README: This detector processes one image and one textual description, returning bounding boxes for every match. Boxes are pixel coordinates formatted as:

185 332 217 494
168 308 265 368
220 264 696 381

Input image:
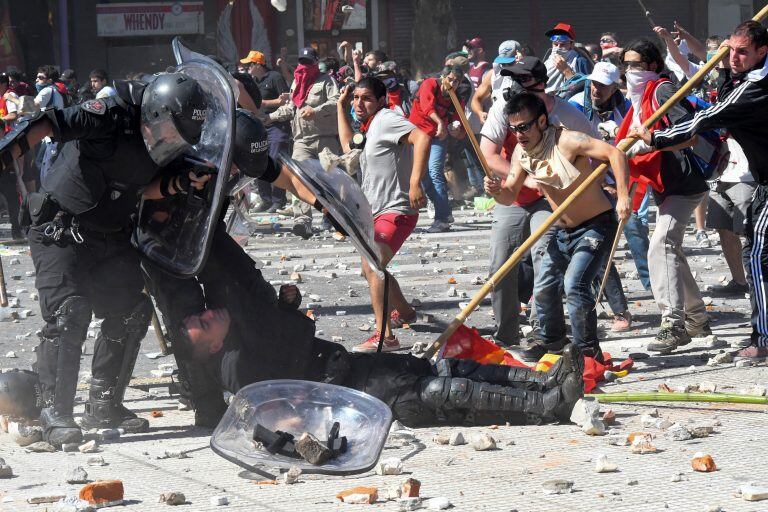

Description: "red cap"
545 23 576 40
464 37 485 49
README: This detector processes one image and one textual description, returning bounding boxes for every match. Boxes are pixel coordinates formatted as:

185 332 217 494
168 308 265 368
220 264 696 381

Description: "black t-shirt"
256 69 289 115
653 81 708 199
44 97 158 231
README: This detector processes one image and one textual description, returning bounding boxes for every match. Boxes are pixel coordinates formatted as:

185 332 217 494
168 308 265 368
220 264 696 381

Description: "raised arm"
471 71 492 122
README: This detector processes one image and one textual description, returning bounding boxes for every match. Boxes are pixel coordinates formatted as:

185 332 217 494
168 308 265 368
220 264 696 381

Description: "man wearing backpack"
617 39 710 355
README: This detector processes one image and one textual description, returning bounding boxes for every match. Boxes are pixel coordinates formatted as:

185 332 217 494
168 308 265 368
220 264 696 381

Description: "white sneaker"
695 230 711 248
426 220 451 233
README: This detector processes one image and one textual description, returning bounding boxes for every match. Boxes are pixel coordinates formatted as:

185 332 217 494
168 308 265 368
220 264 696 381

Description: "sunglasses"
600 38 616 44
508 118 539 134
550 34 572 43
36 75 46 80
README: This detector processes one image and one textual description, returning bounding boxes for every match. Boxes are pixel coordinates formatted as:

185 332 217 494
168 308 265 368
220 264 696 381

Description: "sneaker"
390 309 417 328
736 345 768 358
352 331 401 353
647 323 691 354
291 222 313 240
711 280 749 296
695 230 711 248
685 320 712 339
611 311 632 333
253 201 273 213
426 220 451 233
275 206 294 217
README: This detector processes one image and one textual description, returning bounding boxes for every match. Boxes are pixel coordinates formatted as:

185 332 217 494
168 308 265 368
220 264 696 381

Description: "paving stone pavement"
0 206 766 511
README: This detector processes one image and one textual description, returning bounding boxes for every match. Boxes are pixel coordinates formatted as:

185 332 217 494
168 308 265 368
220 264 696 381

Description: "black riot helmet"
233 109 270 178
140 72 208 166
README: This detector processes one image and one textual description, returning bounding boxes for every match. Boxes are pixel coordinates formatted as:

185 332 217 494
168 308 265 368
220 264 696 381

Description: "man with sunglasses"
544 23 592 95
485 92 631 363
479 57 598 355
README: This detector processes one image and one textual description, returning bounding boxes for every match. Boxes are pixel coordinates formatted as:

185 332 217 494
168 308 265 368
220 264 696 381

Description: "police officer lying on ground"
0 72 210 447
163 229 584 427
140 108 323 427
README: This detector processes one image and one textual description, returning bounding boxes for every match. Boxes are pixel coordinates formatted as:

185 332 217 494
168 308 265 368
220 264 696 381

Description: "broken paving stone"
376 457 403 476
707 352 733 366
4 351 17 358
666 423 692 441
691 453 717 472
670 473 687 483
582 416 606 436
331 336 343 343
400 478 421 498
735 359 754 368
295 432 332 465
97 429 121 441
397 497 422 511
446 286 457 297
25 441 57 453
9 422 42 446
425 497 452 510
541 479 574 495
595 454 618 473
740 485 768 502
699 381 717 393
79 440 99 453
79 480 123 506
570 398 600 427
640 414 672 430
27 495 66 505
701 335 727 348
0 461 12 478
66 467 89 484
691 425 714 438
51 496 94 511
606 433 630 446
336 486 378 504
470 432 496 451
629 433 657 454
159 492 186 506
433 434 450 445
210 496 229 506
283 465 302 484
449 431 466 446
86 456 107 467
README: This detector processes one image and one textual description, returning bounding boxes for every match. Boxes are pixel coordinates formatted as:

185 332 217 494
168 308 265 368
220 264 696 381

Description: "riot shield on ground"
211 380 392 476
133 39 236 277
278 154 385 273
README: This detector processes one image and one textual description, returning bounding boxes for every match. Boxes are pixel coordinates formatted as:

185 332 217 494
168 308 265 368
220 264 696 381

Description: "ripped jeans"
534 210 618 352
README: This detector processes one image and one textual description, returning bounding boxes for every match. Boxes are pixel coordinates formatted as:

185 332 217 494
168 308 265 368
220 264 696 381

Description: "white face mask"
625 69 659 101
554 47 569 57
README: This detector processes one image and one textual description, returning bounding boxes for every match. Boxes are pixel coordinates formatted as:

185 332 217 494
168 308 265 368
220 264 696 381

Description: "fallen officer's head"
179 308 231 360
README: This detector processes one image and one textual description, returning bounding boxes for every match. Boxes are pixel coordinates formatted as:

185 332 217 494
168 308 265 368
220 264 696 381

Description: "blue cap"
494 39 521 65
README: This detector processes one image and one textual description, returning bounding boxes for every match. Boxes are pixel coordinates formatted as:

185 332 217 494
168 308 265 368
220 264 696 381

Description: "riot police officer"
0 72 210 447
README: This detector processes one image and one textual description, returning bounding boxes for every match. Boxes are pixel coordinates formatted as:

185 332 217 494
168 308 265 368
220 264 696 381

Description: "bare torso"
537 133 612 228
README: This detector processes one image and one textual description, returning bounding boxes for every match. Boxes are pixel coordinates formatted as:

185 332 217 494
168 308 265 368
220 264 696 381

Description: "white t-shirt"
359 108 417 216
480 94 599 145
34 85 64 109
721 137 755 183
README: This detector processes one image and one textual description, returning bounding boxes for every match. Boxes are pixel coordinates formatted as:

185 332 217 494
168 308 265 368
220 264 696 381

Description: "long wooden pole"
586 391 768 405
425 3 768 360
0 255 7 307
442 77 494 178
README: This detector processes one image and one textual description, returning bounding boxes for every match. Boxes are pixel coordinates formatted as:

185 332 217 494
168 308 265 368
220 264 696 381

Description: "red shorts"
374 212 418 254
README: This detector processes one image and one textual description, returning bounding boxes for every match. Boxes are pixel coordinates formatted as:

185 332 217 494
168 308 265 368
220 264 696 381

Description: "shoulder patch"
81 99 107 115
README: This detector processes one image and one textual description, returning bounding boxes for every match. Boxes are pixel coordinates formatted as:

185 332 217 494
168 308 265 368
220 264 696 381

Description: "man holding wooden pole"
631 20 768 357
485 92 631 362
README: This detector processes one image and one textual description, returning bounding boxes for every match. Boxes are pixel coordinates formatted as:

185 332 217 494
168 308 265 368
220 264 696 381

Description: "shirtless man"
485 92 631 361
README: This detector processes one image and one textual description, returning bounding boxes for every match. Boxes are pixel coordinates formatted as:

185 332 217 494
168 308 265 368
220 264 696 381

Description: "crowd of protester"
1 18 765 360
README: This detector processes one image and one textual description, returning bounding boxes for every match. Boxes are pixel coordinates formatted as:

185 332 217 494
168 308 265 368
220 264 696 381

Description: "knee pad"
54 296 92 342
420 377 473 410
101 295 152 341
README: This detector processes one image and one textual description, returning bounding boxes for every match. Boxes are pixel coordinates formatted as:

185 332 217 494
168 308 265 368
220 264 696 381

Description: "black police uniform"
28 89 155 445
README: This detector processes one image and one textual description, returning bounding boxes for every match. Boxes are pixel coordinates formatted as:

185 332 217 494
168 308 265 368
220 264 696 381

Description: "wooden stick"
586 391 768 405
442 77 494 178
595 182 638 309
143 288 169 355
0 255 7 307
426 2 768 360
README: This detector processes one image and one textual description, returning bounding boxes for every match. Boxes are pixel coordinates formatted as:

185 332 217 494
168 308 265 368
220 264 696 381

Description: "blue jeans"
535 211 618 351
421 138 452 222
465 137 485 190
623 189 652 290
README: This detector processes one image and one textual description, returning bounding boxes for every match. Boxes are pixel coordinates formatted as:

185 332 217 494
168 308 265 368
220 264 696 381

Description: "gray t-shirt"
480 94 599 145
360 108 417 216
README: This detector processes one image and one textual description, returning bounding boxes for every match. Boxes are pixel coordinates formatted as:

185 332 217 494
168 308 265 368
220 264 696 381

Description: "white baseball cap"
586 61 620 86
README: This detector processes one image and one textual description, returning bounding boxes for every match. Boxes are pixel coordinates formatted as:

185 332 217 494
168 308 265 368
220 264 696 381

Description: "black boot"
174 357 227 428
419 371 583 425
37 296 91 447
81 297 152 433
443 344 583 391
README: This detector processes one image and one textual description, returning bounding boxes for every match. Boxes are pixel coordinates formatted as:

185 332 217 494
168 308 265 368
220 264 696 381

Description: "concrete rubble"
469 432 496 451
